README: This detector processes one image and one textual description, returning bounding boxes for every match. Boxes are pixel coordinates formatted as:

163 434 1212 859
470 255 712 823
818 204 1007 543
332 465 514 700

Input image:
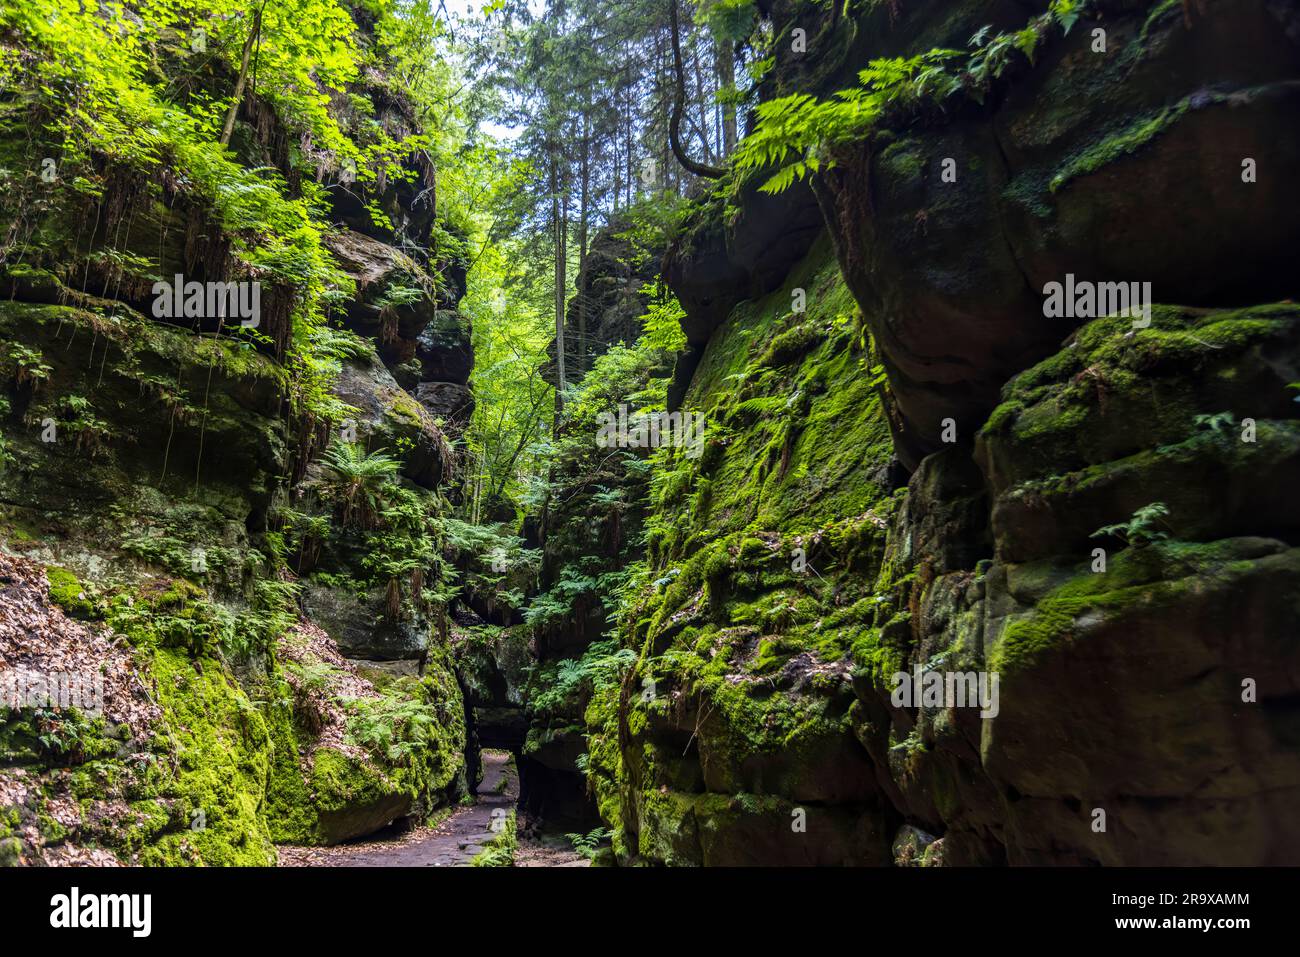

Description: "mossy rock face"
327 351 450 490
0 11 475 867
813 0 1300 468
632 788 892 867
417 310 474 384
322 229 442 364
586 242 904 864
693 792 891 867
300 582 429 660
131 648 278 866
977 303 1300 563
265 661 466 847
569 0 1300 868
0 301 286 529
304 748 416 846
848 300 1300 864
620 208 1300 863
977 539 1300 865
0 623 279 865
0 554 465 863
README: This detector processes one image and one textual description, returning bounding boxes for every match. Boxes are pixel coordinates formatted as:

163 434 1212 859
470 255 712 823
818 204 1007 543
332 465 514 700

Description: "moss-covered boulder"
977 303 1300 563
846 300 1300 865
0 300 285 528
814 0 1300 467
328 348 451 491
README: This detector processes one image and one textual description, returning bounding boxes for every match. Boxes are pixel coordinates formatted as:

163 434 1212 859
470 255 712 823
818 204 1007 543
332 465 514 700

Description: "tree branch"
669 0 725 179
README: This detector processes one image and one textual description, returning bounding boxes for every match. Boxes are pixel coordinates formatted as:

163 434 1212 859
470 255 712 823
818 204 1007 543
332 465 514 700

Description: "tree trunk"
612 116 622 213
717 37 737 155
577 108 590 375
551 153 567 410
219 4 266 147
668 0 725 179
624 64 634 206
691 28 713 164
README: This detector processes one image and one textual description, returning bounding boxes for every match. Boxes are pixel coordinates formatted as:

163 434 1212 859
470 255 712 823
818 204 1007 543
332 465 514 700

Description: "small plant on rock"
1091 502 1171 548
565 826 611 860
315 439 401 529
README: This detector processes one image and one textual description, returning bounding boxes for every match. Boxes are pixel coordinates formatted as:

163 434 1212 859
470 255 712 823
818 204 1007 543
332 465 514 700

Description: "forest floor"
276 750 588 867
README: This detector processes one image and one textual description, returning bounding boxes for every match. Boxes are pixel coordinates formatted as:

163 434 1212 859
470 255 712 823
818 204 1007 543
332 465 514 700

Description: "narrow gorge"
1 0 1298 873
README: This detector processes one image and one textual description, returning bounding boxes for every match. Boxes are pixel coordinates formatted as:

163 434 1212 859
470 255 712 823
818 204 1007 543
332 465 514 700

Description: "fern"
1091 502 1172 547
564 826 612 859
314 440 401 529
734 0 1091 193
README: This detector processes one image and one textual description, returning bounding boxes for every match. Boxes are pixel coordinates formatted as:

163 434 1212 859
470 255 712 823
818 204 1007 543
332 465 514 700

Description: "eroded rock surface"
591 0 1300 866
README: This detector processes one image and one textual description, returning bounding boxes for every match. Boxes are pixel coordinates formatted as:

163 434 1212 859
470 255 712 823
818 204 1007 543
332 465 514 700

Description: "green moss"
660 240 892 539
757 322 823 368
470 809 517 866
1050 99 1191 193
636 787 700 865
310 747 389 806
991 541 1279 675
1139 0 1184 42
877 139 926 182
134 647 277 866
383 386 425 427
979 302 1300 480
261 676 318 845
267 658 465 846
44 565 98 619
581 239 909 855
981 398 1024 435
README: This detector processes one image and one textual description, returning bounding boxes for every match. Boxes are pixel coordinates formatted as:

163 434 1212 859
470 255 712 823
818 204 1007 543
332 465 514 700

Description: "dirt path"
277 751 587 867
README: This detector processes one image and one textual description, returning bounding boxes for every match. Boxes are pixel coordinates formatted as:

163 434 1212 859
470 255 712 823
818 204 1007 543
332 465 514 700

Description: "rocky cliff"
0 4 473 863
4 0 1298 869
584 0 1300 865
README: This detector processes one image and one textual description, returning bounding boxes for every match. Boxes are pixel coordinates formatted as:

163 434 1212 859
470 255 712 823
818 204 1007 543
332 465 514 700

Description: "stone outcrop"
592 0 1300 865
818 0 1300 468
0 4 474 862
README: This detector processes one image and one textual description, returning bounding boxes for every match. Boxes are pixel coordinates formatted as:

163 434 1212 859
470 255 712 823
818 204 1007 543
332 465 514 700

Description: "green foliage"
639 283 688 353
3 343 52 389
470 809 517 866
521 566 602 632
105 577 290 661
460 234 555 518
698 0 758 43
610 195 694 270
1193 411 1237 436
527 639 635 718
565 825 612 859
437 516 537 609
314 440 402 529
27 708 115 764
310 324 374 364
1092 502 1172 547
733 0 1091 193
345 692 445 767
50 395 113 455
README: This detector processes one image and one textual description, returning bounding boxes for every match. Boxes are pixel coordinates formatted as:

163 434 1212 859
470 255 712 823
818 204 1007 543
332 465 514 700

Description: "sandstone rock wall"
595 0 1300 865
